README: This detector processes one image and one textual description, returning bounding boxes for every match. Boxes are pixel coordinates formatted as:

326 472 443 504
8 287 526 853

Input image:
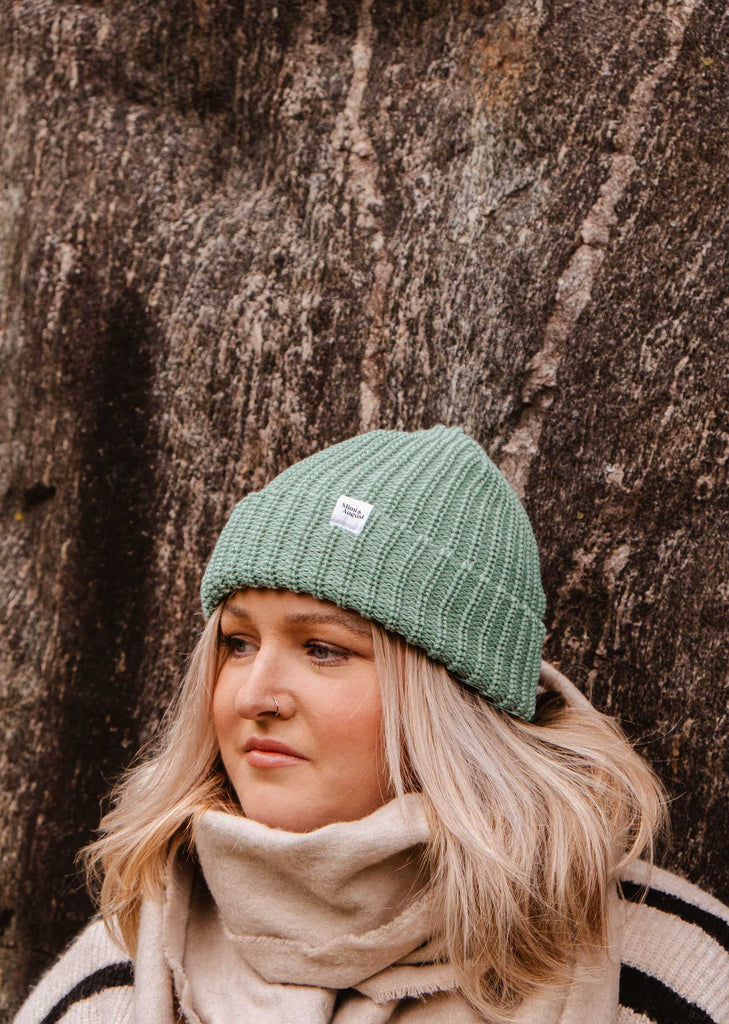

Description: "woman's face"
213 588 390 831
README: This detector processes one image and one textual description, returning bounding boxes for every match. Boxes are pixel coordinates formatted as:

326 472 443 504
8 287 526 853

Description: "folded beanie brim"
201 488 544 720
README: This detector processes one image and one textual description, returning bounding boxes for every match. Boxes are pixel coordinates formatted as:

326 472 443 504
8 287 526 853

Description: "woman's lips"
245 749 306 768
243 737 308 768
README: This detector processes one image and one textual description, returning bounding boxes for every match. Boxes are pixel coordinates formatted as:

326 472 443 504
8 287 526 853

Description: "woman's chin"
237 791 388 833
239 801 337 833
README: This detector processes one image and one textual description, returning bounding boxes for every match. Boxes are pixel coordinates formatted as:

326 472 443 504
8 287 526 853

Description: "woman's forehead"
221 588 373 636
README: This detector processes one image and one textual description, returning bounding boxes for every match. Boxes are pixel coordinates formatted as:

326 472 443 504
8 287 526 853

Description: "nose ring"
272 696 279 717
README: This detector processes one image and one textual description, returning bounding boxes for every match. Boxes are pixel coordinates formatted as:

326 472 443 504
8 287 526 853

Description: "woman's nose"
233 643 292 720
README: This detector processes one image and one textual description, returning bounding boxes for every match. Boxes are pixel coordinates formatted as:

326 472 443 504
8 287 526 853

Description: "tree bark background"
1 0 728 1016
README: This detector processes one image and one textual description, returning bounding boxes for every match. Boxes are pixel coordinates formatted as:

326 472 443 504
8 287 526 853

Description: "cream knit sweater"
12 795 729 1023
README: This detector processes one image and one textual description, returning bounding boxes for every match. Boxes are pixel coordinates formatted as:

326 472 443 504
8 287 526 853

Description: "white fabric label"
330 494 373 535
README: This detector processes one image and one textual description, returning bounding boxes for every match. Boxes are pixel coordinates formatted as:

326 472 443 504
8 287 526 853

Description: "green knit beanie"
200 425 546 720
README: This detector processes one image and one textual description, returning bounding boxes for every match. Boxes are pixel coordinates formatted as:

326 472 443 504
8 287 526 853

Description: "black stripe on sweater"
39 962 133 1024
619 963 716 1024
620 879 729 954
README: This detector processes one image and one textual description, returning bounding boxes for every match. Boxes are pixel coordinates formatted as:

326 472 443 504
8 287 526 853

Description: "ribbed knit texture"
200 425 546 719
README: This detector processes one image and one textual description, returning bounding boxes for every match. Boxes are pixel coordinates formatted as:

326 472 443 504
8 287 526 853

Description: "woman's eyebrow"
284 612 373 639
220 603 372 638
220 601 253 622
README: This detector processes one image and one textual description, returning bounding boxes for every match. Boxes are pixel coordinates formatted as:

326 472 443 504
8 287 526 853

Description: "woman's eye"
220 635 256 658
306 642 348 664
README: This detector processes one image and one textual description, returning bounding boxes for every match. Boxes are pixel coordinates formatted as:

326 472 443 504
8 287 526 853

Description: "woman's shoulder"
618 859 729 1024
12 917 134 1024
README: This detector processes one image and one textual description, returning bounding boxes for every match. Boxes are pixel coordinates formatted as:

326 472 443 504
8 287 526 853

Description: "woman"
14 425 729 1024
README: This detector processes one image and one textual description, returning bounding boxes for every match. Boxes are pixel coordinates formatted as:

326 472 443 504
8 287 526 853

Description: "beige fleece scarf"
133 666 623 1024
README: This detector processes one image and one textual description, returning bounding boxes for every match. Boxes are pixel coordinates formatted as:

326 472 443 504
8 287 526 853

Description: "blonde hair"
82 607 666 1020
375 631 667 1019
